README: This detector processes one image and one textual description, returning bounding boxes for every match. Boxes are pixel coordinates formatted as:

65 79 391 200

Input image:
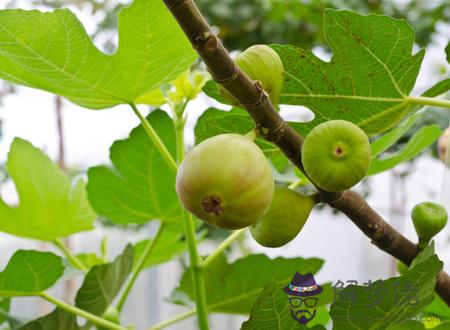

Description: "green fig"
412 202 448 248
176 134 274 230
302 120 371 192
220 44 284 105
97 306 120 330
250 187 315 248
396 260 408 275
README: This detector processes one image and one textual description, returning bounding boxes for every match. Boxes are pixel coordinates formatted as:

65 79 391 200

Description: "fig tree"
250 187 316 248
220 44 284 105
176 134 274 230
412 202 448 248
302 120 371 192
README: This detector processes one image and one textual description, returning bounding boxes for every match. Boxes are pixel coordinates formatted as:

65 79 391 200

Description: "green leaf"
446 42 450 64
87 110 181 225
0 250 64 297
0 0 196 109
240 283 327 330
329 244 443 330
273 10 426 135
370 114 421 158
18 309 80 330
75 253 105 269
368 125 441 175
75 245 134 316
0 138 95 241
175 254 324 314
425 295 450 319
133 227 186 270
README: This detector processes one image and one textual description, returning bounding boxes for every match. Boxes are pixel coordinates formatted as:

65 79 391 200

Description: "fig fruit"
250 187 315 248
220 45 284 105
396 260 408 275
176 134 274 230
438 126 450 164
302 120 371 192
97 306 120 330
412 202 448 248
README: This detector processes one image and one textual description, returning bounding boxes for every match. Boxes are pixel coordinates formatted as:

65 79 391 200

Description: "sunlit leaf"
0 138 95 241
87 110 181 225
0 0 196 109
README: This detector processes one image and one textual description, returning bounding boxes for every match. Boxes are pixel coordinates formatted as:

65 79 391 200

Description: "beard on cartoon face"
290 307 317 324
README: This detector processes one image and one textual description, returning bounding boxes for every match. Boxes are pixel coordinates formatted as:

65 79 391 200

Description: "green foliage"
0 0 196 109
241 283 327 330
0 138 95 241
330 244 443 330
368 125 442 175
273 10 428 135
87 110 181 225
19 309 79 330
0 250 64 297
0 298 10 324
174 254 326 314
133 227 186 270
75 245 134 316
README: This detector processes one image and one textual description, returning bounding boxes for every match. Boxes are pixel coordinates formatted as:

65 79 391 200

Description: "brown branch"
163 0 450 305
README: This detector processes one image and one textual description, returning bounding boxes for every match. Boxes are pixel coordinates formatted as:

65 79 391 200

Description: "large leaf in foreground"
0 138 95 240
19 309 79 330
273 9 427 135
241 283 327 330
0 0 196 109
0 250 64 297
87 110 181 225
175 254 324 314
330 244 443 330
75 245 134 316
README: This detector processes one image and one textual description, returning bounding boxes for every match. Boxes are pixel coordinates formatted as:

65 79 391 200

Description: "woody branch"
162 0 450 305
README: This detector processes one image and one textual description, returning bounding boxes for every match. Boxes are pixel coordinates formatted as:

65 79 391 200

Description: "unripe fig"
438 126 450 164
302 120 371 192
250 187 315 248
220 45 284 105
412 202 448 248
176 134 274 230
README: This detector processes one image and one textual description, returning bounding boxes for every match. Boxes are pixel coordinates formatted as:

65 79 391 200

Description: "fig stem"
175 113 210 330
417 237 431 250
129 103 178 172
38 292 128 330
52 238 88 273
244 128 259 141
408 96 450 109
203 229 246 269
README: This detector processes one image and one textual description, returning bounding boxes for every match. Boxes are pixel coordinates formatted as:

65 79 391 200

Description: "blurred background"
0 0 449 329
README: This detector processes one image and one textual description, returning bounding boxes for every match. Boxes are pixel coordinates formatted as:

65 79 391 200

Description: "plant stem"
175 115 209 330
203 229 245 269
52 239 88 272
129 103 178 172
39 292 128 330
148 308 196 330
408 96 450 109
116 222 166 312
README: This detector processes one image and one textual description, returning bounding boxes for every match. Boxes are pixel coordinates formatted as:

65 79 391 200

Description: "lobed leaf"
0 250 64 297
87 110 181 225
0 138 95 241
0 0 196 109
174 254 325 314
330 244 443 330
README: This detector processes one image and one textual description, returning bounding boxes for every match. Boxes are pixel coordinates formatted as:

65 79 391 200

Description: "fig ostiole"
411 202 448 249
250 187 316 248
220 44 284 106
302 120 371 192
176 133 274 230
